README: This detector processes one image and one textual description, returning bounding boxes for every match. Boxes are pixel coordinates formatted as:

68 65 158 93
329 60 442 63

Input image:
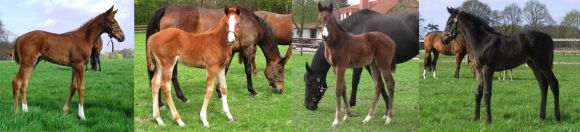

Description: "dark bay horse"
423 31 467 79
147 6 291 107
252 11 292 73
86 38 103 71
147 6 241 127
304 9 418 110
442 7 560 123
12 6 124 120
317 3 396 127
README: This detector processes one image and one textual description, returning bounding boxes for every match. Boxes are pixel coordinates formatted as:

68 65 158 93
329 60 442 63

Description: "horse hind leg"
217 67 234 121
151 64 165 126
63 72 78 113
527 61 550 120
363 63 382 124
160 62 185 126
12 63 34 112
432 51 440 78
376 60 395 125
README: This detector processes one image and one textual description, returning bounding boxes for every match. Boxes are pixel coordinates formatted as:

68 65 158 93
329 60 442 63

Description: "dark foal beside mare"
442 7 560 123
86 38 103 71
12 6 124 120
304 9 418 110
317 3 397 127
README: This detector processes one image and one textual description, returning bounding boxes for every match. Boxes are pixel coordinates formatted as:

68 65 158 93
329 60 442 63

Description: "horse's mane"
338 9 381 30
65 11 108 41
459 11 502 35
241 7 281 61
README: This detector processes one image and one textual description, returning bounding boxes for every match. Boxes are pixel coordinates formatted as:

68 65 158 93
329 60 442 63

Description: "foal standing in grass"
147 6 241 127
11 6 124 120
317 3 397 127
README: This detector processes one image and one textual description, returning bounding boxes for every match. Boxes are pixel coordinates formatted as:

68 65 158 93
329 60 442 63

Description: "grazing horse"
11 6 124 120
252 11 292 73
147 6 241 127
86 38 103 71
423 31 467 79
6 50 15 60
442 7 560 123
304 9 418 110
317 3 396 127
146 6 291 108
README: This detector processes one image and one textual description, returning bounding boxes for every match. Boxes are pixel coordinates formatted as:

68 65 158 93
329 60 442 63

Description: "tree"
561 10 580 38
460 0 492 22
502 3 522 35
523 0 554 30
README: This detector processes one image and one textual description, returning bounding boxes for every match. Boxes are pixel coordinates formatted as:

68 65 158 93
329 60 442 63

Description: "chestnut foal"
318 3 397 127
12 6 124 120
147 6 241 127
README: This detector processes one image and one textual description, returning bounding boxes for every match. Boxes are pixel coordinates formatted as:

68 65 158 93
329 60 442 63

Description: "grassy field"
133 32 418 131
0 59 134 131
419 54 580 131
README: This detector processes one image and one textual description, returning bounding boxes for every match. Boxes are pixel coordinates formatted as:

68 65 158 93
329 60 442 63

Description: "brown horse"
147 6 291 107
252 11 293 74
423 31 467 79
147 6 241 127
11 6 124 120
318 3 396 127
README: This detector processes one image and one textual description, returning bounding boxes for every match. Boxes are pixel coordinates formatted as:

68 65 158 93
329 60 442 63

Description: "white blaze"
227 15 237 43
321 26 329 38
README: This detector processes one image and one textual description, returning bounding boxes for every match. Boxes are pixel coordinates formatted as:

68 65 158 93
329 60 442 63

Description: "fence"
419 38 580 55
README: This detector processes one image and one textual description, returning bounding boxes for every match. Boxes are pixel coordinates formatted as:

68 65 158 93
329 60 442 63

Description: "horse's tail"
146 6 166 45
13 37 20 64
146 42 157 85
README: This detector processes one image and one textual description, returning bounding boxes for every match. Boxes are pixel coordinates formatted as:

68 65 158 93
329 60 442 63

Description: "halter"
103 20 119 52
311 78 328 102
445 16 459 39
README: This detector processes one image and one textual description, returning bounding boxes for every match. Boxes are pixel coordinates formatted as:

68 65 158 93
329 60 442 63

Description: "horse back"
161 6 223 34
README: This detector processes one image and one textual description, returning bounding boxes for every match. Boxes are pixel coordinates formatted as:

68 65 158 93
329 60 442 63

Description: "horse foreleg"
473 69 484 120
97 54 101 71
332 67 346 127
201 66 219 127
251 48 258 75
454 53 466 78
72 64 86 120
349 67 364 107
216 53 235 98
217 67 234 121
482 66 494 123
242 50 258 95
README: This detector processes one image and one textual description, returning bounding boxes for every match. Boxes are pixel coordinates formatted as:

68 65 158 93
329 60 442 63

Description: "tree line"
135 0 291 25
420 0 580 39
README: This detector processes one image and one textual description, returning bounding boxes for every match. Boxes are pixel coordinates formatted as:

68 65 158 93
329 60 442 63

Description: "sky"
0 0 134 52
420 0 580 30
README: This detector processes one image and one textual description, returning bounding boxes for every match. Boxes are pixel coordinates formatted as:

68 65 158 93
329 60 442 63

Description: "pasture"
0 59 134 131
419 53 580 131
133 32 418 131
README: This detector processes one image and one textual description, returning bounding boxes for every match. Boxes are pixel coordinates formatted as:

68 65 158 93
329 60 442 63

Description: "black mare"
442 7 560 123
304 9 419 110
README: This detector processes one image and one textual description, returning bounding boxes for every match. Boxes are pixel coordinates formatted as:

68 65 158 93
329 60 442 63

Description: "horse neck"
457 18 492 53
72 16 106 47
205 17 228 41
310 44 331 76
325 18 348 48
252 12 282 64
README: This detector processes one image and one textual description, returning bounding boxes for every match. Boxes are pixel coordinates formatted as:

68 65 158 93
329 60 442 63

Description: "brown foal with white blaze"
11 6 124 120
147 6 242 127
317 3 397 127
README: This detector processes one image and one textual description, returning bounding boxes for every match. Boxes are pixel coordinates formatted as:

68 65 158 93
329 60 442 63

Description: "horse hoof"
343 115 349 121
155 118 165 126
385 116 392 125
181 98 190 103
177 119 185 127
363 115 372 123
159 105 166 110
22 104 29 112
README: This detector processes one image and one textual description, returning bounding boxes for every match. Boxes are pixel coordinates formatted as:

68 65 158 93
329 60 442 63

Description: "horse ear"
305 62 313 74
235 6 241 14
318 2 324 11
106 5 114 14
224 6 229 14
113 9 118 15
329 3 333 11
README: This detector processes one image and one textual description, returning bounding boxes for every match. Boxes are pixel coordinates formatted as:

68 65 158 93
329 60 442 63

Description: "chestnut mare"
11 6 125 120
147 6 291 108
147 6 241 127
318 3 396 127
423 31 467 79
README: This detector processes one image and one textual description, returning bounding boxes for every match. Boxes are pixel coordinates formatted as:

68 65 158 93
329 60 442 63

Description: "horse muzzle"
114 33 125 42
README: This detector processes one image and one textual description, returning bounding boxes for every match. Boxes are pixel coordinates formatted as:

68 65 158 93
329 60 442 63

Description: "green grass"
133 32 418 131
420 52 580 63
419 55 580 131
0 59 134 131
